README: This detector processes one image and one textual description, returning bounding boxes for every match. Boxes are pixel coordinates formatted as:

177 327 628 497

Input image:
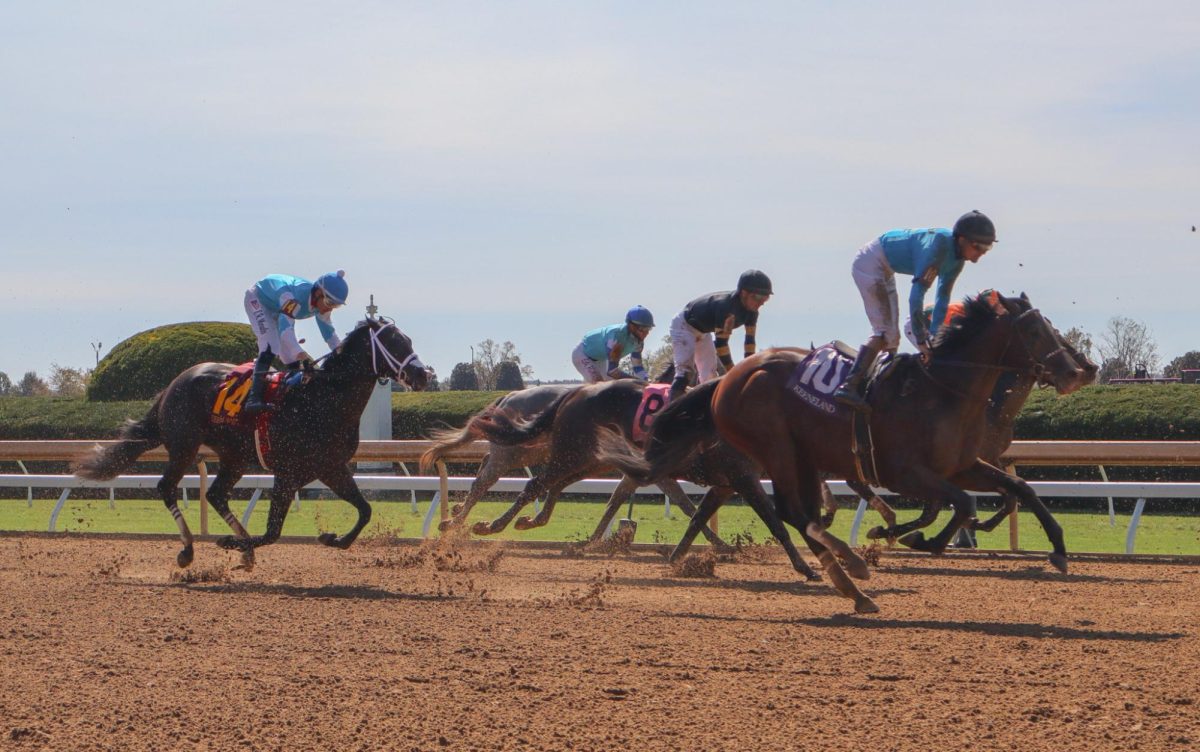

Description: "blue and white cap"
315 270 349 305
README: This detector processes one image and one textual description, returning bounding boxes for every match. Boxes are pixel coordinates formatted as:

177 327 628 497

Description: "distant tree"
1097 316 1159 378
17 371 50 397
0 371 11 396
1098 357 1130 383
48 364 90 398
472 339 534 390
1163 351 1200 379
1061 327 1095 362
641 334 674 381
448 362 479 391
494 360 526 390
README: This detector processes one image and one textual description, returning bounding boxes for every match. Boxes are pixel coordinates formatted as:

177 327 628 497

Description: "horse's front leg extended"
953 461 1068 573
867 497 942 542
669 487 726 562
971 489 1017 532
441 451 508 532
473 476 549 535
660 478 728 549
317 467 373 549
888 468 978 555
584 476 638 547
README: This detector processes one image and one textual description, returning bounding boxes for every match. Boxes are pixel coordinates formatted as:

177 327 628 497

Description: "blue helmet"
625 305 655 328
314 270 349 305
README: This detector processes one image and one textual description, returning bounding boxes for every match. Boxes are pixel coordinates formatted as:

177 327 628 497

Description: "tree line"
0 365 91 398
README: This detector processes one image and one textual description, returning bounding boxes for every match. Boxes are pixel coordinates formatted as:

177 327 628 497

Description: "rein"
302 321 424 383
917 307 1059 399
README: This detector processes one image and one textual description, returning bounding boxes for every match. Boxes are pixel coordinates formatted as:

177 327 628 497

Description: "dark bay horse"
418 380 727 548
609 293 1084 612
74 317 429 568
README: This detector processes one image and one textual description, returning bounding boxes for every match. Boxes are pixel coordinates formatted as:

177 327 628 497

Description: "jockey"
572 306 655 383
242 270 349 415
833 211 996 411
668 269 772 400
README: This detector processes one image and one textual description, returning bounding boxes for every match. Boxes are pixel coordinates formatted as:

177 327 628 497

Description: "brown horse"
418 382 727 549
609 293 1085 612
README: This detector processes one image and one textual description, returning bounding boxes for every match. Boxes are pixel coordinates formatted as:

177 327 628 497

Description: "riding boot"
242 352 277 416
833 342 882 411
668 373 688 403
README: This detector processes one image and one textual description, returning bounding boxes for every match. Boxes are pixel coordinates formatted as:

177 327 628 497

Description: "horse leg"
972 489 1017 532
771 465 877 612
668 487 727 562
725 474 819 580
659 478 728 548
953 462 1069 573
315 466 373 549
516 470 587 530
819 481 838 528
441 446 512 531
204 462 254 569
157 447 200 568
888 469 978 556
584 475 638 547
845 478 898 535
472 474 549 535
867 497 944 542
219 477 300 552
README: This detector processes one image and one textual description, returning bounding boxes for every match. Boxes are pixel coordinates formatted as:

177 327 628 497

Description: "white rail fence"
3 440 1199 555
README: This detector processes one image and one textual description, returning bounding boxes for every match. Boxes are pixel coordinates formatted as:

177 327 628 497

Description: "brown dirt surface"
1 534 1198 752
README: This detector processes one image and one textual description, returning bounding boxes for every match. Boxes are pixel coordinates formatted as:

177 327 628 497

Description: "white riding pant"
850 239 901 350
244 288 304 364
669 311 720 382
571 344 609 384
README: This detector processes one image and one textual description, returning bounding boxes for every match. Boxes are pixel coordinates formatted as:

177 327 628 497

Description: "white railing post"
17 460 32 508
48 489 71 532
849 498 868 546
422 492 441 538
398 463 418 513
241 489 264 528
1125 498 1146 554
1099 465 1116 527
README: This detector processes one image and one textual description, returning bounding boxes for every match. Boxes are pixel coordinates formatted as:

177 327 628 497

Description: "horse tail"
72 396 164 481
419 395 507 473
470 389 571 446
598 379 721 484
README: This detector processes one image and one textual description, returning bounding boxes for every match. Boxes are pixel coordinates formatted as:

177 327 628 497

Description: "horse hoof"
805 571 823 583
317 532 338 547
843 557 871 581
866 526 886 540
215 536 240 551
471 521 496 536
514 517 537 531
438 519 460 533
854 596 881 614
1049 553 1069 574
450 503 465 517
176 547 194 568
898 531 926 550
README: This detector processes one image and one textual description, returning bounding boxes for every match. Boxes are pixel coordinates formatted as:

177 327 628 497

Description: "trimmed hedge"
88 321 257 401
2 385 1197 442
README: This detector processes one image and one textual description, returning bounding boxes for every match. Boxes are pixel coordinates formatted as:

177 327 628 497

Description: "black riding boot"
242 352 277 416
833 343 881 411
668 374 688 402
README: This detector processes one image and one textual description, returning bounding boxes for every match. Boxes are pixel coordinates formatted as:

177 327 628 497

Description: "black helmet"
952 210 997 243
737 269 773 295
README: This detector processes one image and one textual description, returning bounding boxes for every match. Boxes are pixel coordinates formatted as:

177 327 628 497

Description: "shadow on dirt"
162 581 457 602
877 563 1172 585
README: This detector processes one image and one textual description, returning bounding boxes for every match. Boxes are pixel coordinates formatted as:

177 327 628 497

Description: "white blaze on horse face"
798 349 844 395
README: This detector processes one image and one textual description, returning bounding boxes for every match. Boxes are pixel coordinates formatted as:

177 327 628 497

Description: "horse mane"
318 318 387 372
930 293 1017 356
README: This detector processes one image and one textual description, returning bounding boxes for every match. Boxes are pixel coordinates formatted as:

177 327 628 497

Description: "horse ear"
1019 292 1030 305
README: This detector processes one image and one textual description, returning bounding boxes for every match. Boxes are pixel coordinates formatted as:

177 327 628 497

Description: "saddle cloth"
785 343 856 418
631 384 671 445
210 362 298 470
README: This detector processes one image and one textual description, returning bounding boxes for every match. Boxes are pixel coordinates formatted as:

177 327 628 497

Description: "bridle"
919 306 1066 398
368 319 424 383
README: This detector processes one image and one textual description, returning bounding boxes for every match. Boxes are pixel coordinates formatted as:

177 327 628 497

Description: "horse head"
342 317 430 391
996 293 1087 394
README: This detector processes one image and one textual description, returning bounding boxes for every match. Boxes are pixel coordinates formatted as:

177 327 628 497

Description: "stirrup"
833 386 869 412
242 399 276 416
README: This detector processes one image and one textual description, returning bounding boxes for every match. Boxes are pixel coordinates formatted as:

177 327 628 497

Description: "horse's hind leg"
844 478 897 535
659 478 728 549
733 477 820 581
472 474 550 535
158 446 201 568
584 475 639 547
516 468 592 530
971 490 1017 532
669 487 728 562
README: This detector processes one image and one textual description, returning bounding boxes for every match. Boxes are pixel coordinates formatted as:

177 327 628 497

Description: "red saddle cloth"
210 362 285 469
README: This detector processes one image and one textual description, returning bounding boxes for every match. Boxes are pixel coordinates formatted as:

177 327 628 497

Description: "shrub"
87 322 257 401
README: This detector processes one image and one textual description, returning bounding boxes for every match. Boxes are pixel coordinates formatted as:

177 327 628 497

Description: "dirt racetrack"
1 534 1197 752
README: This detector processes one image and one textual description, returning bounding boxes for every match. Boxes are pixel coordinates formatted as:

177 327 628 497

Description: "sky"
3 2 1198 383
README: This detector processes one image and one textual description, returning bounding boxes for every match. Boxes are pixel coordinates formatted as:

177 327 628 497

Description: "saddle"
786 343 908 487
210 363 302 470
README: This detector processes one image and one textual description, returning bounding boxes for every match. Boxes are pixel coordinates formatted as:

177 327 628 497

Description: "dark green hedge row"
2 385 1198 441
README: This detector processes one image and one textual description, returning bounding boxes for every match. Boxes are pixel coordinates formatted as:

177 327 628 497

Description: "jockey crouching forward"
833 210 996 411
572 306 655 383
242 270 349 415
668 269 772 401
